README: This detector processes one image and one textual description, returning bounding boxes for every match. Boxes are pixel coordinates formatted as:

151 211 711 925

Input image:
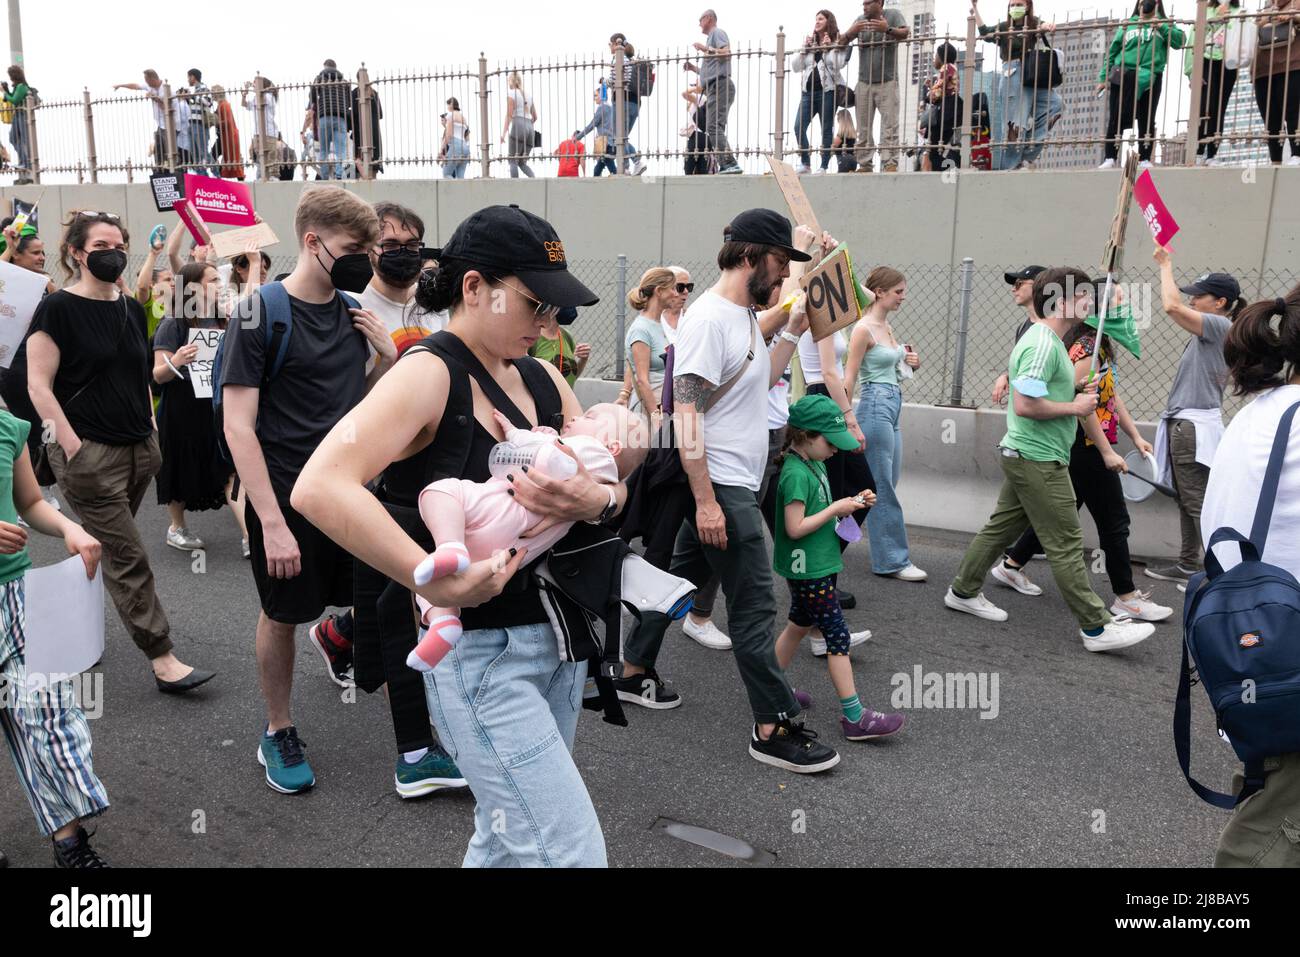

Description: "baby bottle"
487 441 578 481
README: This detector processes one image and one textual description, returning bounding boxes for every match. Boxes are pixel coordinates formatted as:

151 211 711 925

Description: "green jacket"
1100 16 1187 97
2 82 28 106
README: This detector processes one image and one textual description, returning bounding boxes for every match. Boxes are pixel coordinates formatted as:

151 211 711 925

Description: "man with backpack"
608 33 649 176
219 186 394 795
310 59 353 180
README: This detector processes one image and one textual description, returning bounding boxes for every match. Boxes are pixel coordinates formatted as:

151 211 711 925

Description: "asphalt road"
1 496 1232 868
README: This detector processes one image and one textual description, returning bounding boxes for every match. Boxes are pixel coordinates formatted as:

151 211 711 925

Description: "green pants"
952 453 1111 631
1215 752 1300 867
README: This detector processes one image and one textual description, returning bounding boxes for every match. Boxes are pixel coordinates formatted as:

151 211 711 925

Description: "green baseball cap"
787 394 858 451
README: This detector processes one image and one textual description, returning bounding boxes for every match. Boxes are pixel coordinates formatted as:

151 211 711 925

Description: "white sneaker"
1097 158 1117 170
890 564 928 582
810 629 871 657
1080 617 1155 652
682 616 732 650
166 526 205 551
1288 156 1300 167
1177 582 1187 593
1109 590 1173 622
1138 160 1153 169
990 561 1043 597
793 163 811 174
632 160 648 176
812 166 826 176
944 588 1008 622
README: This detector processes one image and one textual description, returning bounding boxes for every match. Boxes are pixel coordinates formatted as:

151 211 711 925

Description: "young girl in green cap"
772 393 905 742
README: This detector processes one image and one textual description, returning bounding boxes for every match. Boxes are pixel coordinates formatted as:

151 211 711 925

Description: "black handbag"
533 129 542 148
1022 36 1063 89
1258 21 1299 49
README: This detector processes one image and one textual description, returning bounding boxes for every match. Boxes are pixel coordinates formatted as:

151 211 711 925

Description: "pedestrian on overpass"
944 266 1156 652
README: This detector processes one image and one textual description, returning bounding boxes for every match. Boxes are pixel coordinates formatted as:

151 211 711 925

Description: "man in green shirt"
945 267 1155 653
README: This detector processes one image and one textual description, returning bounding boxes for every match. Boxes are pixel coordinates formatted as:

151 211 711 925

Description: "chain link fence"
554 256 1299 422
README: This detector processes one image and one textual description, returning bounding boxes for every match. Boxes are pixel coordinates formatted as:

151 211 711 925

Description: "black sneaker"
613 669 682 710
749 720 841 773
307 615 355 689
52 827 109 868
836 588 856 610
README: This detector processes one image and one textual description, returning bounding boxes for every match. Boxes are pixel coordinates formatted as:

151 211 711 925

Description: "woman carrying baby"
293 205 619 868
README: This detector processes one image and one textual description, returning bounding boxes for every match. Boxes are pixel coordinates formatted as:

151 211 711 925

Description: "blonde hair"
509 71 526 96
629 267 676 311
294 186 381 246
836 108 856 141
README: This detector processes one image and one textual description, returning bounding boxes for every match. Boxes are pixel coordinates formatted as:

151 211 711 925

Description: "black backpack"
633 59 656 98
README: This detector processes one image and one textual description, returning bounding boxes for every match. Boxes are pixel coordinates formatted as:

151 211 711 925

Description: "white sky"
9 0 1172 94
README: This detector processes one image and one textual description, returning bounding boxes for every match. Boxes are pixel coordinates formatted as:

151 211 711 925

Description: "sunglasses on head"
494 277 560 319
74 210 121 221
675 282 695 294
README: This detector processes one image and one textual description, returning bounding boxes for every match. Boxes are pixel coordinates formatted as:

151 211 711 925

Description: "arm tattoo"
675 373 717 413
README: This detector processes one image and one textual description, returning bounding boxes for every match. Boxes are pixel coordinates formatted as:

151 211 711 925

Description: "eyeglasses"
493 278 560 319
74 210 121 221
675 282 695 294
378 241 423 255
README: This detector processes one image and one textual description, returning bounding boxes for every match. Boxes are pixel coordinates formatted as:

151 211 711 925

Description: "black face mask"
85 249 128 283
1141 0 1158 13
315 239 374 293
376 248 423 285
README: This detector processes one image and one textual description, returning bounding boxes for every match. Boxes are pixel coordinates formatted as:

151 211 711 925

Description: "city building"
1037 16 1111 170
1214 75 1269 166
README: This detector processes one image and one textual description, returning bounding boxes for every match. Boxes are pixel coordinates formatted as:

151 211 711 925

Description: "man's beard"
747 264 781 308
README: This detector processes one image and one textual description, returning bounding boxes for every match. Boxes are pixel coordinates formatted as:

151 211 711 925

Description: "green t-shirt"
1003 322 1077 465
529 329 578 386
0 411 33 586
773 454 842 581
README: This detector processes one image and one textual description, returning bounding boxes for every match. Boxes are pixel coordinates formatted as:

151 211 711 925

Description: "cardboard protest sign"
766 155 821 236
0 259 52 368
1133 170 1180 247
210 221 279 261
799 247 860 342
184 173 255 227
150 171 184 212
186 327 224 400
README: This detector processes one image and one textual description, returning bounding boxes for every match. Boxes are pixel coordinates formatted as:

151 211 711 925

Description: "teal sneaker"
257 726 315 794
394 744 468 799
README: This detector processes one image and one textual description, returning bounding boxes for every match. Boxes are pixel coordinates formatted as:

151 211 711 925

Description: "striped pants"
0 578 109 836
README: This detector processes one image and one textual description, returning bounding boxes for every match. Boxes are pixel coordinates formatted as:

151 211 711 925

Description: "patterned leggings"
0 578 109 836
785 574 851 656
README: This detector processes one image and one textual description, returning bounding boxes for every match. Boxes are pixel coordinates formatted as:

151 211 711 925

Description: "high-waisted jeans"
856 382 911 574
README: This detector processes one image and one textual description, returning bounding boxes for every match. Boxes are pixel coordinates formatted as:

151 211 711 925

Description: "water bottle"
487 441 577 481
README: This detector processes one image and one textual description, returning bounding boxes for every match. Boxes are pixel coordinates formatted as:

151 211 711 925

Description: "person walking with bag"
972 0 1062 170
501 72 537 179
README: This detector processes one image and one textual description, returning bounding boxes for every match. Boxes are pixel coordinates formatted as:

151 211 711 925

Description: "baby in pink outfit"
407 402 649 673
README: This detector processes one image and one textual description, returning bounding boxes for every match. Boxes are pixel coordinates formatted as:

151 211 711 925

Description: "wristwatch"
779 330 801 345
586 484 618 525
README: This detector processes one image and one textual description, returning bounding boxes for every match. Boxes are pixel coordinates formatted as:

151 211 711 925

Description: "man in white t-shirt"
619 208 841 774
359 202 447 358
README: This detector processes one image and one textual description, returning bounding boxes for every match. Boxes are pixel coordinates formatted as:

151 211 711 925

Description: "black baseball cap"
724 209 813 262
1004 265 1046 285
1179 271 1240 303
430 204 599 309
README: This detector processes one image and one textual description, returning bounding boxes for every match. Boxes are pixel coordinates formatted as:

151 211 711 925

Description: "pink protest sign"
183 173 256 227
1133 170 1180 247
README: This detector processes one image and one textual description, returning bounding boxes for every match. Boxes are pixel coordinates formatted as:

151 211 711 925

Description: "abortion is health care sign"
184 173 256 227
1133 170 1180 247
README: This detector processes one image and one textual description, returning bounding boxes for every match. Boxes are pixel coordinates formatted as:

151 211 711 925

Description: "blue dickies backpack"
1174 400 1300 809
211 281 359 461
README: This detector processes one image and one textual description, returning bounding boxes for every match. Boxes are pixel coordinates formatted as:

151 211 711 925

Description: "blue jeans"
857 382 911 574
318 114 349 179
423 621 606 868
442 136 470 178
188 120 214 174
593 147 617 176
794 86 837 169
998 62 1063 169
622 99 641 169
10 115 30 174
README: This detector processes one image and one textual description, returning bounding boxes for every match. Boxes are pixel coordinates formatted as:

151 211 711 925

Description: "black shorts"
245 495 353 625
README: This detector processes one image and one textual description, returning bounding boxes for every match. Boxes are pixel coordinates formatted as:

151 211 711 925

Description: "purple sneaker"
794 689 813 711
841 709 905 741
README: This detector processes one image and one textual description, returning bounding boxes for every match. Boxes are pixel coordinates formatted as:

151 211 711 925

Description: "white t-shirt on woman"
797 328 847 385
509 89 533 119
1202 384 1300 578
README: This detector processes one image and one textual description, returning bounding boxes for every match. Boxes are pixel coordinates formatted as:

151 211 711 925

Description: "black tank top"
381 333 563 631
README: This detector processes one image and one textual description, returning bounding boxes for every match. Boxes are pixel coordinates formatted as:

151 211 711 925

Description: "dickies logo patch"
1239 632 1261 648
